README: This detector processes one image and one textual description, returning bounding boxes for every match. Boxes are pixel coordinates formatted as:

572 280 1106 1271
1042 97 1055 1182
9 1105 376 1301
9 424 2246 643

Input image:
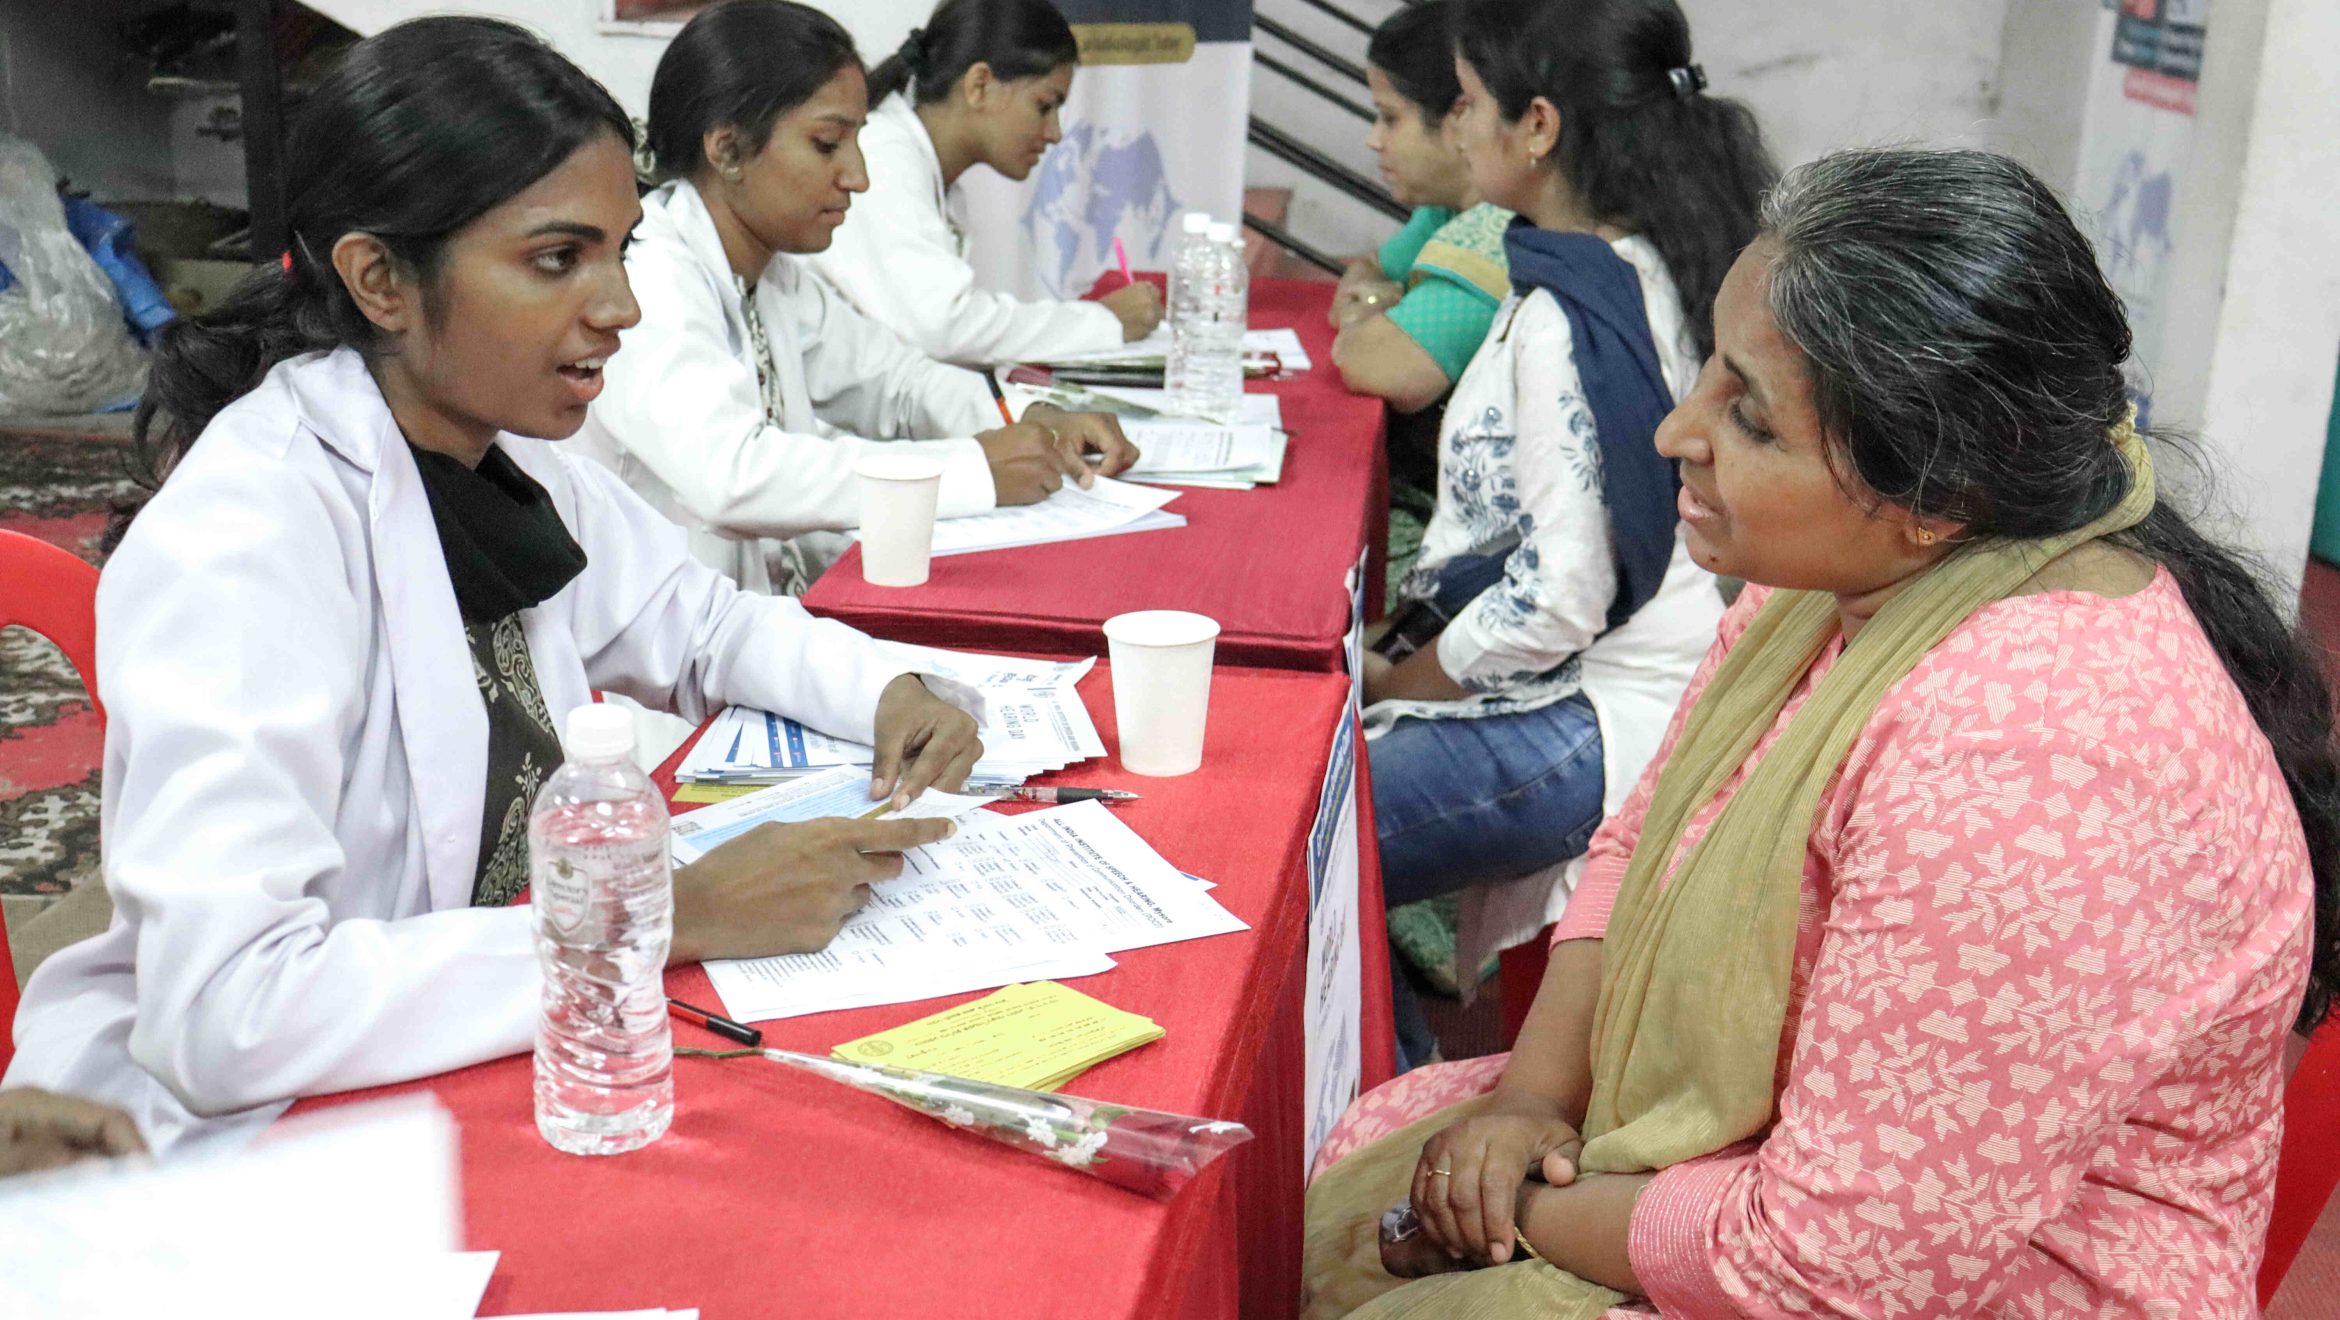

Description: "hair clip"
899 27 930 80
1668 64 1707 101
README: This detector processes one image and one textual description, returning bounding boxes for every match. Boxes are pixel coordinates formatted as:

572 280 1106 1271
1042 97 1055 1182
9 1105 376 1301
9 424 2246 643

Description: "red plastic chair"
2263 1020 2340 1306
0 529 104 1071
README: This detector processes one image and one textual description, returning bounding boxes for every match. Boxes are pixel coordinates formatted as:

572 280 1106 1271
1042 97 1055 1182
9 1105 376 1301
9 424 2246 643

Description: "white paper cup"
855 454 945 587
1103 610 1220 776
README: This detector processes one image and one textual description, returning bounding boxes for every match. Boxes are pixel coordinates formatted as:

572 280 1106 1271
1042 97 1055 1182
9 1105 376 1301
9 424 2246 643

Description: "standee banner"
956 0 1253 300
2076 0 2213 416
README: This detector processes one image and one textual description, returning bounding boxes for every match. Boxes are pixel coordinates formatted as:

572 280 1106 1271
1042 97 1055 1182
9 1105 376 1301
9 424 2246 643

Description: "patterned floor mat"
0 433 138 920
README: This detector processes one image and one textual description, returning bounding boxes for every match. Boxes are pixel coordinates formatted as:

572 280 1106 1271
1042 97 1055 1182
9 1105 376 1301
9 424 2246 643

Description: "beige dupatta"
1306 423 2153 1318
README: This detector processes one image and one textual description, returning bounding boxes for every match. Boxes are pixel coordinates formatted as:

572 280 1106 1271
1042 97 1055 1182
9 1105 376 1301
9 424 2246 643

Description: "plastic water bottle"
1164 209 1214 345
531 703 674 1156
1167 220 1246 419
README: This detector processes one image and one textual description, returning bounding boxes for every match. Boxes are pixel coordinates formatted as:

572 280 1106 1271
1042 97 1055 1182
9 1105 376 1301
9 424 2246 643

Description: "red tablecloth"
802 279 1389 672
296 661 1395 1319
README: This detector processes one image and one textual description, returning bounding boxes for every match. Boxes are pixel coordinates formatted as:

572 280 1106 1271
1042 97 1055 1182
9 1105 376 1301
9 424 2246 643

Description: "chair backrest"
0 528 105 1070
2262 1021 2340 1306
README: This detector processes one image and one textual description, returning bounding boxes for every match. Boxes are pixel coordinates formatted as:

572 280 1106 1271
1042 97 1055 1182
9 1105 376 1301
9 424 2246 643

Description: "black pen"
668 997 762 1047
977 786 1141 806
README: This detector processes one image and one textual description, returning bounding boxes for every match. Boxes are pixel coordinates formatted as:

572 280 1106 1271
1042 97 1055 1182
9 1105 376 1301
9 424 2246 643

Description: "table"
298 660 1394 1320
802 279 1391 672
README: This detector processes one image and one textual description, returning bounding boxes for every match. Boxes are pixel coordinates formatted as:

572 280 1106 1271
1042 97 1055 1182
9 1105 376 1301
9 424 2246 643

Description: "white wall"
2146 0 2340 588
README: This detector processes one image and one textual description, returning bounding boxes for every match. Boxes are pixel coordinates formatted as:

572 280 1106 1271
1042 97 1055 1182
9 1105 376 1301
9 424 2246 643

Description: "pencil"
984 370 1017 425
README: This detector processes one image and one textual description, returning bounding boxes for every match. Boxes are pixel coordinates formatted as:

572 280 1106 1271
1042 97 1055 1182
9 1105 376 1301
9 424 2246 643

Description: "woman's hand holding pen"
1023 402 1139 477
977 405 1140 504
669 815 957 964
1100 279 1163 341
978 420 1091 503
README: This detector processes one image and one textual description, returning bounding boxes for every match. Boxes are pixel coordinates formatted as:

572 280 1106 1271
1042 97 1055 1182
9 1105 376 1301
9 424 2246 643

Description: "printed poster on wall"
2076 0 2212 416
955 0 1252 301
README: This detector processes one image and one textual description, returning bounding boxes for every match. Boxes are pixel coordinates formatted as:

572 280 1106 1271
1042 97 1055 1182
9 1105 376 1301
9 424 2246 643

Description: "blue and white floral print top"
1372 236 1724 814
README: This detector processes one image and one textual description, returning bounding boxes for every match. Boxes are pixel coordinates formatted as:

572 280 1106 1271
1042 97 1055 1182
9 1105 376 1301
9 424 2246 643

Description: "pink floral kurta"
1319 572 2312 1317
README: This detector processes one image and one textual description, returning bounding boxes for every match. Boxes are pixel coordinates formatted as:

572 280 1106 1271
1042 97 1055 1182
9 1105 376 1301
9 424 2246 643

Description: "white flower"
938 1105 977 1128
1021 1115 1061 1149
1048 1129 1109 1168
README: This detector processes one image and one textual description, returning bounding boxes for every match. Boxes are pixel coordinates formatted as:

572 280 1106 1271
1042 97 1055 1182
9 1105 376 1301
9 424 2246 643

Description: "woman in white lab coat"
2 17 983 1154
807 0 1164 365
575 0 1136 595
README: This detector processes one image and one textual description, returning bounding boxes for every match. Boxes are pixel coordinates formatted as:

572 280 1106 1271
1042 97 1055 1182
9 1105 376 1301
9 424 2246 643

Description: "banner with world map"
952 0 1253 300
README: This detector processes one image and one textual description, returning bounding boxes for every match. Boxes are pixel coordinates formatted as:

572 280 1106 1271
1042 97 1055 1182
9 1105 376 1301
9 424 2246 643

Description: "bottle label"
533 836 665 938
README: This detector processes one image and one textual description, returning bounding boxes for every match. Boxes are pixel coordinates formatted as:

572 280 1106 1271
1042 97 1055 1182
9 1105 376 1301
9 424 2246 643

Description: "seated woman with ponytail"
809 0 1162 365
2 17 987 1155
576 0 1135 595
1361 0 1769 1073
1305 148 2337 1319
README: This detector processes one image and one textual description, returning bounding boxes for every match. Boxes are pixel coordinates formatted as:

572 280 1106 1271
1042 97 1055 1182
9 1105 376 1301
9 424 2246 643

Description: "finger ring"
1428 1167 1452 1177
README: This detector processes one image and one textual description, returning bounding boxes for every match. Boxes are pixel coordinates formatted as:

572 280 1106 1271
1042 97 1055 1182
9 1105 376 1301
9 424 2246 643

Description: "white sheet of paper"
882 476 1178 557
1122 421 1280 475
1243 326 1313 372
679 649 1106 789
1091 386 1281 429
0 1097 480 1320
1040 327 1310 372
704 804 1244 1022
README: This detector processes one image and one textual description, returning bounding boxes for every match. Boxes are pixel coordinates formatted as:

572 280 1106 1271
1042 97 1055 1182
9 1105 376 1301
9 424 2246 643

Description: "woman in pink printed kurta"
1319 571 2311 1314
1302 141 2339 1319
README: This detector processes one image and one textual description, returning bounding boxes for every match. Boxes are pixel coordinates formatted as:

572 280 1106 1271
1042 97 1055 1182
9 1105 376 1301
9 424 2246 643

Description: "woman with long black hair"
809 0 1163 364
1361 0 1773 1074
2 16 984 1154
1308 147 2337 1320
575 0 1134 597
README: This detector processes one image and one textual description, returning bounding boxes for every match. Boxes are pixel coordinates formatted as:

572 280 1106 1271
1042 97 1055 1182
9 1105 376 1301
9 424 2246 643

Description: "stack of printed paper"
703 802 1247 1022
1121 419 1287 490
669 765 999 864
1036 328 1312 375
674 644 1106 791
888 475 1183 556
1092 385 1282 430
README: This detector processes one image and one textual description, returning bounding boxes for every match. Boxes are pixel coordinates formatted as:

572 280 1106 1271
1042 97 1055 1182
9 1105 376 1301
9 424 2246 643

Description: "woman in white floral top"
1360 0 1774 1069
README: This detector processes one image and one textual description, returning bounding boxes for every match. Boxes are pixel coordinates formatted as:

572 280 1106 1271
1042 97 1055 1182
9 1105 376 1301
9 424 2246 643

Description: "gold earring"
1916 528 1939 546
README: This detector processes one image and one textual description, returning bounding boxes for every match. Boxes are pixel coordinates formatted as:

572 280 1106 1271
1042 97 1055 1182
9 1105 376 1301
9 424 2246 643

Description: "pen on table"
984 369 1017 426
1113 236 1133 285
978 786 1141 806
668 997 762 1047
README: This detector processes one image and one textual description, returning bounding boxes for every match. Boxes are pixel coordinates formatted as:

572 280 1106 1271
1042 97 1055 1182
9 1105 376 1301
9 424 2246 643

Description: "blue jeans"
1370 694 1605 1069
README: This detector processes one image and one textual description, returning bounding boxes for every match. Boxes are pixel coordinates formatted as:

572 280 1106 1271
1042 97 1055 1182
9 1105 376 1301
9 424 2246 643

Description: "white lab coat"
571 178 1001 594
807 95 1123 368
3 349 927 1154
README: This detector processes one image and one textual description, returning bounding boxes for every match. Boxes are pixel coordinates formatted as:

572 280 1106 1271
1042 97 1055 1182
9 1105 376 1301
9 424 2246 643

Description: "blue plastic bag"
61 194 175 346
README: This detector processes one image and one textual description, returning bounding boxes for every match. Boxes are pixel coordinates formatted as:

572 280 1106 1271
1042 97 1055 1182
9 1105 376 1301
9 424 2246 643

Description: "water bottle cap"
563 703 637 763
1182 212 1213 235
1207 222 1238 243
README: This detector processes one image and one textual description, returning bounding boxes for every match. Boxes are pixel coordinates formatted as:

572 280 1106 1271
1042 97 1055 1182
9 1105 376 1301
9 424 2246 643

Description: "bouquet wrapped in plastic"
750 1047 1251 1200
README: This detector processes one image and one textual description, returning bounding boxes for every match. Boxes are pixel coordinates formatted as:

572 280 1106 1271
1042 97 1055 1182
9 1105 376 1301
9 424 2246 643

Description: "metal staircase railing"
1247 118 1408 222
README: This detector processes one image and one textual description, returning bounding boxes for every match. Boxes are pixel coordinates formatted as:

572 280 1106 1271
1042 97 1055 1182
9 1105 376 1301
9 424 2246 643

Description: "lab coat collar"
872 93 948 214
280 348 489 913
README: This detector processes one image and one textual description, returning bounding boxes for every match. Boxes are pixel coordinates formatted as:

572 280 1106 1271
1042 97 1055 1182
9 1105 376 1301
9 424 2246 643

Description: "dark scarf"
1502 221 1681 631
408 443 587 625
